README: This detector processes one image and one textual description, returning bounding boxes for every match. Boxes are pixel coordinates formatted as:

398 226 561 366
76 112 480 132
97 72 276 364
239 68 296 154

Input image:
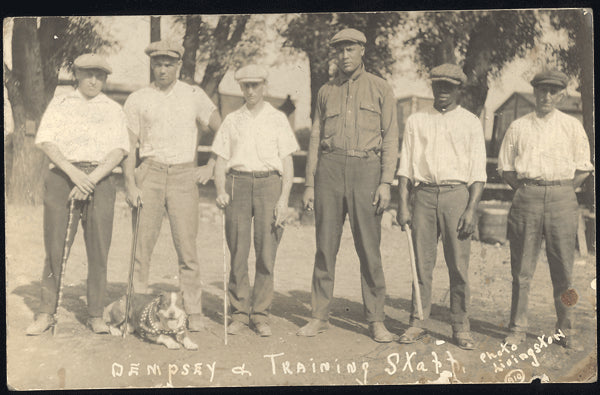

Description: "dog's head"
156 291 186 331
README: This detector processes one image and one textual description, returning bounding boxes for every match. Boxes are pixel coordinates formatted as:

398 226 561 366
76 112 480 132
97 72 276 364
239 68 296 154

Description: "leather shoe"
296 319 329 337
26 313 55 336
504 332 526 347
87 317 110 334
187 314 206 332
369 322 395 343
227 320 247 335
453 332 476 350
398 326 426 344
253 322 272 337
555 335 584 351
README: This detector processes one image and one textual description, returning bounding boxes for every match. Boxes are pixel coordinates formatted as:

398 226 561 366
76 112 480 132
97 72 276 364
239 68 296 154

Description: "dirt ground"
5 189 597 389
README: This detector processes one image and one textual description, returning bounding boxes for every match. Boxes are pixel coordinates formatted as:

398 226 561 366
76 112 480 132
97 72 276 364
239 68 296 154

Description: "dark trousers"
311 152 386 322
225 173 283 325
410 184 471 333
507 185 578 334
39 168 116 317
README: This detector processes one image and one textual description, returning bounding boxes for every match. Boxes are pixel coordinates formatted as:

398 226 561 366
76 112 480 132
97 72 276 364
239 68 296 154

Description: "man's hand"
457 207 477 240
126 185 143 207
303 186 315 211
274 199 288 228
68 186 89 201
397 204 412 232
195 164 213 185
372 183 391 215
216 193 230 209
67 168 96 195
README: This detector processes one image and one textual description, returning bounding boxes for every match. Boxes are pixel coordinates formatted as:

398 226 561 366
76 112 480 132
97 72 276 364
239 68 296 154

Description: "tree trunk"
433 35 456 66
461 19 494 117
180 15 202 84
7 18 49 204
200 15 250 100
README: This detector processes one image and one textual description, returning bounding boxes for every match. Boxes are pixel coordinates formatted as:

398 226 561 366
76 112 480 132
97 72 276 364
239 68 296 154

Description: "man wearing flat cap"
123 39 222 331
297 28 399 342
27 54 130 335
212 64 299 336
498 68 592 350
396 63 487 350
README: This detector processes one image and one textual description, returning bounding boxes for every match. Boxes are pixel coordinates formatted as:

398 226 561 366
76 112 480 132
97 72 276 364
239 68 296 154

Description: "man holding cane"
123 40 221 332
396 64 486 350
26 54 129 335
212 65 298 337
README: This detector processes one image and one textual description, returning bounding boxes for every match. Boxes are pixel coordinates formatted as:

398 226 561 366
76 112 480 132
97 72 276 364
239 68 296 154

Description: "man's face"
335 42 365 75
533 84 564 116
240 80 266 107
151 56 180 88
75 68 107 99
432 80 461 109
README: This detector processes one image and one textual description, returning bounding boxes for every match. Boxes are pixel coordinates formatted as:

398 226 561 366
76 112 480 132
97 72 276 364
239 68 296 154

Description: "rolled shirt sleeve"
194 88 217 127
396 115 414 182
123 94 141 137
211 117 232 160
379 84 399 184
35 97 63 146
276 113 300 158
497 123 517 176
468 117 487 184
573 121 594 172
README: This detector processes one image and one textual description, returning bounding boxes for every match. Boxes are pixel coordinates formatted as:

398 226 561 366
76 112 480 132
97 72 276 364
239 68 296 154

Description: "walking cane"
123 197 142 338
222 210 228 345
53 198 77 336
405 230 424 320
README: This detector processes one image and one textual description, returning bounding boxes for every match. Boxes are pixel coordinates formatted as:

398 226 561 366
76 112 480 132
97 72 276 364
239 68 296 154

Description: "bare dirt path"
6 199 597 389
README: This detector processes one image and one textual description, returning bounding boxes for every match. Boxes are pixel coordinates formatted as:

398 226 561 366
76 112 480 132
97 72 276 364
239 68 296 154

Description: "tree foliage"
4 17 117 204
406 10 541 116
280 12 403 120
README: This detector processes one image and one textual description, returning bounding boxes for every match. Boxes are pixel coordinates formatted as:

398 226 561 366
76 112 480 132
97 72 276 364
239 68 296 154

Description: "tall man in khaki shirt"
297 28 399 343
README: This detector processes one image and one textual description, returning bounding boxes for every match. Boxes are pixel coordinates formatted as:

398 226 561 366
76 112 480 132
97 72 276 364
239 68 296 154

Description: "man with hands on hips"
212 64 299 337
396 64 486 350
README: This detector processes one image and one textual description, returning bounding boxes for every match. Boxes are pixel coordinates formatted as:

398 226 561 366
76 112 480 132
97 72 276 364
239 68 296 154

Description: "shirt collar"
430 104 462 115
241 101 273 118
70 89 109 103
336 64 365 84
150 79 180 95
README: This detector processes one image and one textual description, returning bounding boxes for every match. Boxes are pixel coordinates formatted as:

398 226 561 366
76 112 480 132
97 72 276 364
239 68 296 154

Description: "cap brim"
237 78 266 83
147 50 181 59
330 39 364 46
430 77 462 85
74 65 112 74
531 79 566 88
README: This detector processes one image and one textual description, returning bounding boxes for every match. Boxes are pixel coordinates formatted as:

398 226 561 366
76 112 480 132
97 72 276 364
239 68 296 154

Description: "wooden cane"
222 211 228 345
406 230 424 320
123 197 142 338
53 198 77 336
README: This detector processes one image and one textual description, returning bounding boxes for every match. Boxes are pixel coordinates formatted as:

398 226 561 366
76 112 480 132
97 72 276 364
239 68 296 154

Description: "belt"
418 181 467 187
142 159 196 170
521 179 573 187
328 147 377 158
71 161 98 175
228 169 279 178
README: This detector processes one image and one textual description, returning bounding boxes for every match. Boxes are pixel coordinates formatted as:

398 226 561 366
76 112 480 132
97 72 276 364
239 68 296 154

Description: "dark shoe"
227 320 247 335
398 326 426 344
453 332 476 350
369 322 395 343
188 314 206 332
555 335 584 351
87 317 109 334
253 322 272 337
504 332 526 347
26 313 55 336
296 319 329 337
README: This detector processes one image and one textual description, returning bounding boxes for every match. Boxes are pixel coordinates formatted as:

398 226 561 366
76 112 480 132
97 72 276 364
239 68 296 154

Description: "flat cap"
430 63 467 85
144 40 184 59
235 64 268 83
330 28 366 46
73 53 112 74
530 69 568 88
